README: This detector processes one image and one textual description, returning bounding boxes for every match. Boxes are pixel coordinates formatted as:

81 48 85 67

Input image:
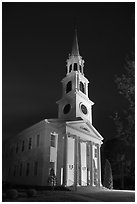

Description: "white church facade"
3 30 103 187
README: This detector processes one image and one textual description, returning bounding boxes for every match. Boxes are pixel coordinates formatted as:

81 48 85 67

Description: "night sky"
3 2 134 142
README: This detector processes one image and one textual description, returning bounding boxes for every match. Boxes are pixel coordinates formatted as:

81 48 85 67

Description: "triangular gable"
86 121 104 140
66 120 103 141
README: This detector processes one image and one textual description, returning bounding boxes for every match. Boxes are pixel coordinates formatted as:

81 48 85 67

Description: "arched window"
69 64 72 72
80 81 85 94
66 81 72 93
74 63 77 71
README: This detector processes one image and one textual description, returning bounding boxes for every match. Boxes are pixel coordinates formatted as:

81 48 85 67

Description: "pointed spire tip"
71 29 80 56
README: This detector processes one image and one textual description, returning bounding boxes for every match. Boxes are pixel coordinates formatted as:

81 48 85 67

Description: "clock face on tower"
80 104 88 115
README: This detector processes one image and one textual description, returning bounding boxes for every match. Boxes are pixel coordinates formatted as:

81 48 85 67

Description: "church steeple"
66 30 84 75
71 29 80 56
57 29 94 123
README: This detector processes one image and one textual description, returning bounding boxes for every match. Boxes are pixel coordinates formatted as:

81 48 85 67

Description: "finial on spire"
71 29 80 56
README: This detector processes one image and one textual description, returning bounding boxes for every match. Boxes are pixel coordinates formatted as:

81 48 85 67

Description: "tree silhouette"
114 57 135 145
103 159 113 189
113 56 135 182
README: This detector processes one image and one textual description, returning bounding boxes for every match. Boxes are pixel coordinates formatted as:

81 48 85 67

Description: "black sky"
2 2 135 141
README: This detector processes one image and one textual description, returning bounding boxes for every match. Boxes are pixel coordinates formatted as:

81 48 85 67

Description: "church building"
3 30 103 187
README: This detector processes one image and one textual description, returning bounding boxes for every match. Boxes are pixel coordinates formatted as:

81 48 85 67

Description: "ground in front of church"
3 186 135 202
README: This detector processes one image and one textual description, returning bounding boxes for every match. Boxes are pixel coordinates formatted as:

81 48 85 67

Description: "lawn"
3 186 135 202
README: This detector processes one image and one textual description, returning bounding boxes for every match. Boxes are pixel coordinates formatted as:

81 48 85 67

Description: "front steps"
68 185 109 192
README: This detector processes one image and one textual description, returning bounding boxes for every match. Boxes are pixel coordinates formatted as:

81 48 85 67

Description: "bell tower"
56 30 94 124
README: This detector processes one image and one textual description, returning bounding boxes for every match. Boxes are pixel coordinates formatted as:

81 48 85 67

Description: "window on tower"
80 81 85 94
69 64 72 72
74 63 77 71
66 81 72 93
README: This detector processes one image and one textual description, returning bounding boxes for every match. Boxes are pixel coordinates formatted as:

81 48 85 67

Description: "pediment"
66 120 103 141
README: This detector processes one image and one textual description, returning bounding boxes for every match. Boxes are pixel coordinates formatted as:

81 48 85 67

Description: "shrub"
6 189 18 199
48 168 57 189
26 189 37 197
103 159 113 189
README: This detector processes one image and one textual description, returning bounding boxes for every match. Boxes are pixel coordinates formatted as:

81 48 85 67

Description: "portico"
62 121 103 187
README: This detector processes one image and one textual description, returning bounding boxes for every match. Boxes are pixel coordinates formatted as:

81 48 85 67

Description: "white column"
90 142 94 186
80 142 87 186
78 139 81 185
97 144 102 187
63 134 68 186
74 136 78 187
72 63 74 72
86 143 90 185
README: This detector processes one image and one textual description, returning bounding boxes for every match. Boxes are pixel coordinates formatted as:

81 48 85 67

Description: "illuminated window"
28 138 32 150
22 140 25 152
66 81 72 93
37 134 40 147
50 134 56 147
26 163 29 176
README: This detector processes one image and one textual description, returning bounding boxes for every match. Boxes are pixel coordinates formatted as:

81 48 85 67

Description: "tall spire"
71 29 80 56
66 29 84 75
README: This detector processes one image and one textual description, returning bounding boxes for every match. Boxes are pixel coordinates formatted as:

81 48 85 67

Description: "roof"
66 120 104 142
